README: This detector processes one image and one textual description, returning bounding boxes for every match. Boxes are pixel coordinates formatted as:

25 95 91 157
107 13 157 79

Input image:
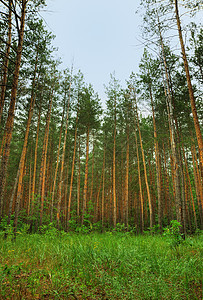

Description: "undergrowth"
0 229 202 299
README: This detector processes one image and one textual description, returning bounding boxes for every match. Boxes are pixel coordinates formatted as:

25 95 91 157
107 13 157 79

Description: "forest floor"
0 231 202 299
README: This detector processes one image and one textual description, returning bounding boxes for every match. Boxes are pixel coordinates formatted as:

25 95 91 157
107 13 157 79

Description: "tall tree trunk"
101 144 106 229
133 93 153 228
77 136 81 219
182 146 198 229
56 80 71 228
13 51 39 235
0 0 27 219
113 95 117 228
12 92 36 234
30 103 41 223
149 84 162 230
163 143 171 223
67 113 78 224
39 88 54 226
82 126 90 223
90 133 95 203
174 0 203 178
50 101 65 221
124 125 129 228
133 111 144 233
191 144 203 228
158 21 182 226
0 0 12 122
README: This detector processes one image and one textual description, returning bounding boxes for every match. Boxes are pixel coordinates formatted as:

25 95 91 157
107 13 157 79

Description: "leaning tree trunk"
158 18 182 227
174 0 203 180
0 1 27 219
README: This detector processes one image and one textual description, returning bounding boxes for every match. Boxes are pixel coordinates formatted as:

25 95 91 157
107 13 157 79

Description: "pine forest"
0 1 202 299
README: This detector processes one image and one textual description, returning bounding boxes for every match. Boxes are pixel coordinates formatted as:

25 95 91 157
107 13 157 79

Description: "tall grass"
0 231 202 299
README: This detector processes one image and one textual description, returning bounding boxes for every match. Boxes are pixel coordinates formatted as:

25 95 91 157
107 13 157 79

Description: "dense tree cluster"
0 0 202 236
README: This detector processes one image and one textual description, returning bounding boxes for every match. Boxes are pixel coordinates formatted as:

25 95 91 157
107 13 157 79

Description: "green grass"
0 231 202 299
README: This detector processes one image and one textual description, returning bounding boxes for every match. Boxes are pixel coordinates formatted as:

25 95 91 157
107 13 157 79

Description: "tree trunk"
149 84 162 229
90 133 95 203
67 113 78 224
134 94 153 228
0 1 27 219
56 80 71 228
174 0 203 179
13 50 39 235
77 137 81 219
39 88 54 226
124 125 129 228
30 103 41 222
182 146 197 229
0 0 12 122
158 22 182 226
50 101 65 222
82 126 90 223
113 95 117 228
133 110 144 233
101 144 106 229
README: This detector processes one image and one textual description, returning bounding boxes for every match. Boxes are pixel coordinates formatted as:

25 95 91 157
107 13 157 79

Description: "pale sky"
40 0 143 104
